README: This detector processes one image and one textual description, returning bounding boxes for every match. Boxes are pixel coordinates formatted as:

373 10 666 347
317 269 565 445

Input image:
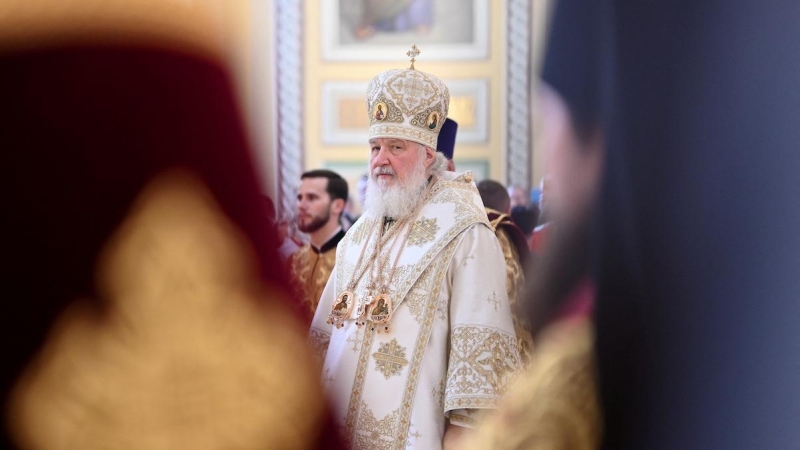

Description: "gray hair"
423 146 449 177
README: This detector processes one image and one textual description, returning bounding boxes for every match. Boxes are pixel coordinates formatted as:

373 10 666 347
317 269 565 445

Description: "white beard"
364 156 429 220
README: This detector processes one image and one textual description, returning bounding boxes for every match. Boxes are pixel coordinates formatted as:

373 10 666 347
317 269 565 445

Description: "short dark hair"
511 205 539 236
301 169 348 202
477 179 511 213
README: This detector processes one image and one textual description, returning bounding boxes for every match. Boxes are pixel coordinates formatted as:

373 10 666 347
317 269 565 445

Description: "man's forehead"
300 177 329 191
369 138 409 146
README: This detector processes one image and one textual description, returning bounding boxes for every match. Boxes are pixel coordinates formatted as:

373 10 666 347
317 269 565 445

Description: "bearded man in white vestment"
309 52 520 450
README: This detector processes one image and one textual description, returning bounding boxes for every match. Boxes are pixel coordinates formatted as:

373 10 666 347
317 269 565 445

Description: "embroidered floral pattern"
393 243 457 445
373 339 410 379
486 291 501 311
431 175 488 225
308 328 331 364
445 325 520 411
353 402 401 450
404 283 429 324
288 245 336 317
387 177 489 306
350 220 374 245
387 72 437 116
436 295 448 322
344 327 376 444
347 330 364 353
408 217 439 246
461 254 475 267
432 379 446 408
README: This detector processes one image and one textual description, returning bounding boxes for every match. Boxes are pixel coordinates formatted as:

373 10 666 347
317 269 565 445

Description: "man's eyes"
370 144 404 152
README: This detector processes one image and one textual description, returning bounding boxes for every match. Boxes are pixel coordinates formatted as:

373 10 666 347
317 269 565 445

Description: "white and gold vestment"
310 172 520 450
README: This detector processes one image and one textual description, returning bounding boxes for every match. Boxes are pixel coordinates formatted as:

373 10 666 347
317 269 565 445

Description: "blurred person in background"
261 195 277 225
340 195 358 231
438 117 458 171
0 0 342 448
277 213 304 262
511 203 540 241
353 0 434 39
590 1 800 449
529 175 553 253
467 0 606 447
507 184 530 209
477 179 535 364
288 169 348 319
356 173 369 214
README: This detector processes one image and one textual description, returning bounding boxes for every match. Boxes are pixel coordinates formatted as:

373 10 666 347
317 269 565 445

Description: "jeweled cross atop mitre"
406 44 420 70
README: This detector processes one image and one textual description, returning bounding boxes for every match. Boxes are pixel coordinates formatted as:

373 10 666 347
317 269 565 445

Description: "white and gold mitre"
366 45 450 150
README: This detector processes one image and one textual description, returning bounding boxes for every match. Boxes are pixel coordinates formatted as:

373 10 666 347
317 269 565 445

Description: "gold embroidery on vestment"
432 379 446 408
445 326 520 411
351 220 372 245
393 241 459 446
408 217 439 246
388 72 436 116
386 177 488 310
338 177 490 446
308 329 331 364
372 339 410 379
486 291 500 311
353 401 401 450
343 327 376 446
346 331 364 353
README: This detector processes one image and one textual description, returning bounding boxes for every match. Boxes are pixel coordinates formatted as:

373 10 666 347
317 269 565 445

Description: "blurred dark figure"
277 213 305 262
510 204 540 239
465 0 605 447
536 175 553 225
477 179 511 214
438 117 458 171
495 0 800 448
529 176 552 253
477 179 535 363
261 194 277 225
356 173 369 213
0 1 342 448
340 196 358 230
507 185 529 209
591 1 800 449
354 0 434 40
